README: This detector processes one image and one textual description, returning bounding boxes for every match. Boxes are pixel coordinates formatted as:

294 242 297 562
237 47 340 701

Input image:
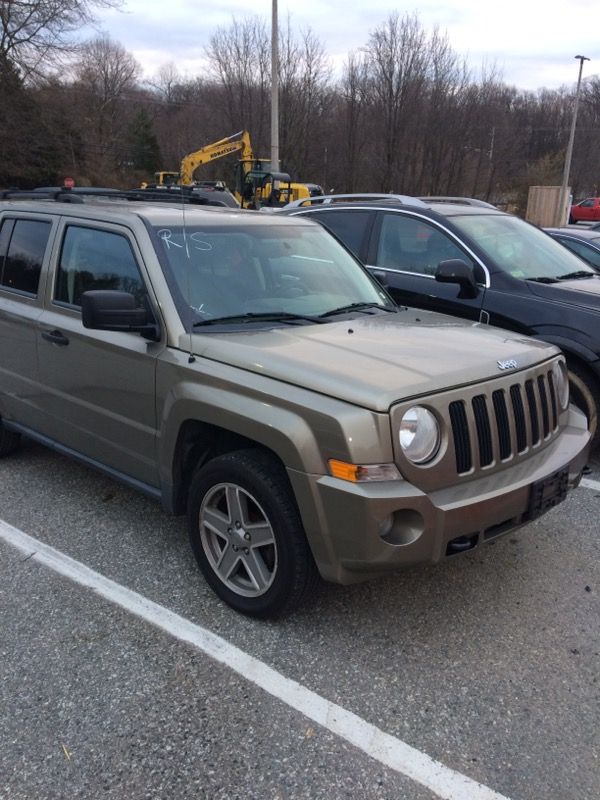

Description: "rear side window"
55 225 146 307
301 209 372 258
0 219 51 295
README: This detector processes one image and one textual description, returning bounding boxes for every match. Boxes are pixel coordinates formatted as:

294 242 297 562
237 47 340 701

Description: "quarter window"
0 219 51 295
55 226 145 307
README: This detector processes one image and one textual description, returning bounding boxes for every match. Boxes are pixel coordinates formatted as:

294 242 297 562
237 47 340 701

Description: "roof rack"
0 187 232 207
282 193 427 209
418 196 497 209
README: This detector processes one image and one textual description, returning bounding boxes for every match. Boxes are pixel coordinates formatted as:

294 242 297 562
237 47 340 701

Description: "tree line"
1 2 599 214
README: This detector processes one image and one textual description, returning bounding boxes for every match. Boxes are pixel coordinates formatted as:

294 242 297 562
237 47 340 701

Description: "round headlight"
552 360 569 410
399 406 440 464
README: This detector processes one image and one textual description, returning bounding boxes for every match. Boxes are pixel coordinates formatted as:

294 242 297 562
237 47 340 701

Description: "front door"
36 221 162 487
367 212 487 321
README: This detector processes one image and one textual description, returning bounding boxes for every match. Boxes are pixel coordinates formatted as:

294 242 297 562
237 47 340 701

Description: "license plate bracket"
526 467 569 521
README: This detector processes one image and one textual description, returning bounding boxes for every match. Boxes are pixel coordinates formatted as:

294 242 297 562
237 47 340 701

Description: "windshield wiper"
193 311 325 327
525 276 560 284
556 270 596 281
319 302 396 318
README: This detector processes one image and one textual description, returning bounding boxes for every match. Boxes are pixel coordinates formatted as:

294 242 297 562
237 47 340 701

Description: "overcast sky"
88 0 599 91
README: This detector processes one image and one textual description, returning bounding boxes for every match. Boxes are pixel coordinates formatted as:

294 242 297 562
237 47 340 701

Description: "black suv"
283 198 600 450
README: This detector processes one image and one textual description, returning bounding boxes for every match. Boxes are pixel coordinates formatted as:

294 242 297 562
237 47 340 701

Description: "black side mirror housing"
435 259 479 299
81 291 160 340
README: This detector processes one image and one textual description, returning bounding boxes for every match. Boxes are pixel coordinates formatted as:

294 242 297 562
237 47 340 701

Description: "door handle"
41 329 69 346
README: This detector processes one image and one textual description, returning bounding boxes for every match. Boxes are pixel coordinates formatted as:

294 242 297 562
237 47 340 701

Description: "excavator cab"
154 171 180 186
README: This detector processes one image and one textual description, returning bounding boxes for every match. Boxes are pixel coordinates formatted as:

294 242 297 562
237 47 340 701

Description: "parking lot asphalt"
1 440 599 800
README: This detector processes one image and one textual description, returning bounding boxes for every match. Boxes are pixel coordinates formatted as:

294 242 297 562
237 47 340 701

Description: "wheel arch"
158 389 328 516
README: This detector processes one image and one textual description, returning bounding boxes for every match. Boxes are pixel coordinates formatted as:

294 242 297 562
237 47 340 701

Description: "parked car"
0 191 590 616
544 227 600 271
283 196 600 450
569 196 600 224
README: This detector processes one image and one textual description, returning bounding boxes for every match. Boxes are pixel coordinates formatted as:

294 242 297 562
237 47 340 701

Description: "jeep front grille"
449 368 558 474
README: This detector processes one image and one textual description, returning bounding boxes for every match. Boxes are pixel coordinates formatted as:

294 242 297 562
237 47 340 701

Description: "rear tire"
568 214 576 224
567 361 600 451
187 449 319 618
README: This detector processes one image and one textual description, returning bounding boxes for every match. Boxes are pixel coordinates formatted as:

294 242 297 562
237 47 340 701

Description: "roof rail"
282 193 427 209
418 196 497 209
0 187 231 207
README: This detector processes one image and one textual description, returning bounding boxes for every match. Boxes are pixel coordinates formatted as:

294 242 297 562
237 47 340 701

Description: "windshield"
450 214 597 281
149 222 393 329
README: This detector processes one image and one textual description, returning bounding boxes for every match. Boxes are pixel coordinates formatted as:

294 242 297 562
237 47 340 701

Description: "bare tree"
69 34 140 181
205 16 270 149
363 12 428 192
278 21 331 180
0 0 121 80
338 52 371 192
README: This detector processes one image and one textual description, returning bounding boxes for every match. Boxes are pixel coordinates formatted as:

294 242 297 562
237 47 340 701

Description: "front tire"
187 449 319 618
567 361 600 451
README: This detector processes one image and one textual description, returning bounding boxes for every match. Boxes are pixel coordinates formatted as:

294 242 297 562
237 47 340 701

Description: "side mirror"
81 290 160 340
435 259 479 299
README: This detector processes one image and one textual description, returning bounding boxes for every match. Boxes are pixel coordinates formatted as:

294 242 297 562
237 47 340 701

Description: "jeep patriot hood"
188 310 556 411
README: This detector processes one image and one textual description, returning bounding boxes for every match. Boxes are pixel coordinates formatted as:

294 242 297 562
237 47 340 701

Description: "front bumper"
289 406 590 584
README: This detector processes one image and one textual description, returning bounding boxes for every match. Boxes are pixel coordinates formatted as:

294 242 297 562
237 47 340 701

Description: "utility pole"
270 0 280 172
558 54 589 225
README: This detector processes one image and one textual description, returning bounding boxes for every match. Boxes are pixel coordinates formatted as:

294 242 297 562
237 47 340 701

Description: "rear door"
36 219 163 487
365 210 487 320
291 208 376 261
0 214 54 428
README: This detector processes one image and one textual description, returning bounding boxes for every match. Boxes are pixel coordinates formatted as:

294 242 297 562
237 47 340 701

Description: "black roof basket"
0 187 231 207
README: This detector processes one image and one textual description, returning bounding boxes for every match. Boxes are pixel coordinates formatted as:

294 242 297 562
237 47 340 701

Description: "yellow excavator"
151 130 316 209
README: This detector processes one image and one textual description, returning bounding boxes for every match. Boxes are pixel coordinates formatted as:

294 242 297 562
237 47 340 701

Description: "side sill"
3 420 163 504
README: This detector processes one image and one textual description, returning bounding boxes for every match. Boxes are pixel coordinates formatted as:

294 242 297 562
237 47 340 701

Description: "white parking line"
0 518 511 800
581 477 600 492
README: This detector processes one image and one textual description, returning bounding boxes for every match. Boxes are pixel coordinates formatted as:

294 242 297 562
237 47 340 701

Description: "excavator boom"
151 129 317 208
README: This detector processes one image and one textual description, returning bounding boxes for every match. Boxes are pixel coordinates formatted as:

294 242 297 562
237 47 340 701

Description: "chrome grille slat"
538 375 550 438
525 379 540 445
472 395 493 467
448 365 562 475
510 384 528 453
492 389 511 460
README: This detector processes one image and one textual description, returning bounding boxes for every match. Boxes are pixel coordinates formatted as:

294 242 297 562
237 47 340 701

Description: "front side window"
376 213 477 278
0 219 51 295
55 225 145 307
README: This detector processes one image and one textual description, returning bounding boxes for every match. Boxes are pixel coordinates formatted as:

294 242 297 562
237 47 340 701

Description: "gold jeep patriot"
0 191 590 617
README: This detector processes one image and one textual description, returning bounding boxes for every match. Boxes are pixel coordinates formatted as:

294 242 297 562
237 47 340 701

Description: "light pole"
270 0 280 172
558 54 590 225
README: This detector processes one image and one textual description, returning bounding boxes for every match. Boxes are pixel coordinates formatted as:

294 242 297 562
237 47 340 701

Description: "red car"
569 196 600 223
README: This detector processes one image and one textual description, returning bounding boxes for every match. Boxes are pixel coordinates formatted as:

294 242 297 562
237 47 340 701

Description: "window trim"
0 215 53 298
369 210 491 289
53 221 149 311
